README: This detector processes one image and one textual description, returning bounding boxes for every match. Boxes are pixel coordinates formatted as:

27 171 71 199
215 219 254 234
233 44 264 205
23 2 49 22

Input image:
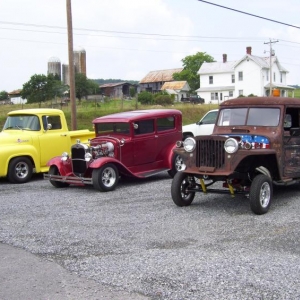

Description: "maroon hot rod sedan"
44 109 184 191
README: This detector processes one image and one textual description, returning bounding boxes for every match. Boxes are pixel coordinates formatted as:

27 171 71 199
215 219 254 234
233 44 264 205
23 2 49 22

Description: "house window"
280 73 283 83
238 90 243 96
273 72 276 82
229 91 233 97
238 71 243 81
266 71 269 81
211 93 218 100
231 74 235 83
209 76 213 84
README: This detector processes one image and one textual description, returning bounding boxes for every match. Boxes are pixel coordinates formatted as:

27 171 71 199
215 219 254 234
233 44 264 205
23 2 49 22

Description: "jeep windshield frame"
217 107 280 127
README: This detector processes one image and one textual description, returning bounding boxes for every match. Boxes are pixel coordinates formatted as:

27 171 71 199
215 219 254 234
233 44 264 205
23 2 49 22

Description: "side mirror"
47 123 52 130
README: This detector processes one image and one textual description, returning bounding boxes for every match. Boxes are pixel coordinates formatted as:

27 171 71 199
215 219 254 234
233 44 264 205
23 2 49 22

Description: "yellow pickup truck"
0 108 94 183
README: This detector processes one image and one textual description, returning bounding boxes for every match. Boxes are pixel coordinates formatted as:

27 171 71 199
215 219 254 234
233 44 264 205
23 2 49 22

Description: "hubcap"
15 162 29 179
260 182 271 208
101 167 116 187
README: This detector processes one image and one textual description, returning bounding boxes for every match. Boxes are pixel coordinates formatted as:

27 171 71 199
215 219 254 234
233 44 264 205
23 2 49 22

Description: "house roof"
99 82 133 88
161 81 189 90
140 68 183 83
234 55 289 72
198 61 236 74
199 55 289 75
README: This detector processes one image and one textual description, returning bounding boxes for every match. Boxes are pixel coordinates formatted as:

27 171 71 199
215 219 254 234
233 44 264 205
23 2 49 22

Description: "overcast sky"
1 0 300 92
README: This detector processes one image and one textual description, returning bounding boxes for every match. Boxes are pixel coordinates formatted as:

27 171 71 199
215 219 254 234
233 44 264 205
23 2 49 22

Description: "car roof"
7 108 63 115
93 109 182 123
220 97 300 107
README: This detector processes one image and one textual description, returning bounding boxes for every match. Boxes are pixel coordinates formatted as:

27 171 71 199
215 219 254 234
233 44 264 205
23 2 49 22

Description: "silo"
62 64 70 86
47 56 61 80
73 47 86 76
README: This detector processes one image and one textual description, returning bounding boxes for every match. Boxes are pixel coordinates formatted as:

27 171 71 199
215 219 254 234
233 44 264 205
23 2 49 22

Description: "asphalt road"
0 173 299 299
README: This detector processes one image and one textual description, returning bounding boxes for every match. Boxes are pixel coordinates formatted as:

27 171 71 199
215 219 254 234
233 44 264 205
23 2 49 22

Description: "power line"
197 0 300 30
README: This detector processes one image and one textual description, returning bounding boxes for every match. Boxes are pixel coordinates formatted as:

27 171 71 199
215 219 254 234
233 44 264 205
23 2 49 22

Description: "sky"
1 0 300 92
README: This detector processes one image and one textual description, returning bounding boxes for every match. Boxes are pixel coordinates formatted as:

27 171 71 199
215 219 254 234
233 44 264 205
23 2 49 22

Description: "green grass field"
0 98 219 130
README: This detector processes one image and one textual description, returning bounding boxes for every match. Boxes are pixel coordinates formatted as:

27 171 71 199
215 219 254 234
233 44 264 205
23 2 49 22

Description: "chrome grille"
71 146 87 176
196 139 225 169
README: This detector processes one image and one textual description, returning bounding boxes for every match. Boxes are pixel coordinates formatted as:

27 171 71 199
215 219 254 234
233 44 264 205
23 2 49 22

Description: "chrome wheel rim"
15 162 29 179
101 167 117 187
260 182 271 208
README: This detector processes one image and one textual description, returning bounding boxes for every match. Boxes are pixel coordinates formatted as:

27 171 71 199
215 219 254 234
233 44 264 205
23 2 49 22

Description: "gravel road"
0 173 299 299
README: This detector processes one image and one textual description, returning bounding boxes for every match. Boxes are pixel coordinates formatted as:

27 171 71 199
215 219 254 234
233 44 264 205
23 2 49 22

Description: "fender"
0 144 39 177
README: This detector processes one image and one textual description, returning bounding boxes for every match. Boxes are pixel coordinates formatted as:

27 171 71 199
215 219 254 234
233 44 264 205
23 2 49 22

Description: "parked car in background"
182 109 218 140
44 109 183 192
181 95 205 104
171 97 300 215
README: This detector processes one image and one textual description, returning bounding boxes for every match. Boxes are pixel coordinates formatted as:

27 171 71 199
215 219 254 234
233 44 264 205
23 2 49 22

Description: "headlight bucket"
61 152 69 161
224 138 239 153
183 137 196 152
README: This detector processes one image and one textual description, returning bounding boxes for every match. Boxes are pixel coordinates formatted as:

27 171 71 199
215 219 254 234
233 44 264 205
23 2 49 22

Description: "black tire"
168 154 185 178
92 163 119 192
48 165 70 188
171 172 195 206
249 174 273 215
7 157 33 183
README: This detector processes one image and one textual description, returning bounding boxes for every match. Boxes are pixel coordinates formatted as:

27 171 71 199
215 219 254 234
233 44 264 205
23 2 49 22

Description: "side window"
47 115 62 130
157 117 175 131
201 111 218 124
134 119 154 135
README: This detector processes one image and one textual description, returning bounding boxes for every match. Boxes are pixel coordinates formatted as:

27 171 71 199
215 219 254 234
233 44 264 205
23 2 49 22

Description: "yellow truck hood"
0 130 33 146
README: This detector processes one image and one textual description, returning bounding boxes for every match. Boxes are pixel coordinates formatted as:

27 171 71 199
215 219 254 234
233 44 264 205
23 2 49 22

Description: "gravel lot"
0 173 300 299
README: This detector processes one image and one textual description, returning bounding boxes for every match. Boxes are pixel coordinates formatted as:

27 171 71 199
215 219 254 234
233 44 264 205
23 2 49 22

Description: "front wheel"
48 165 70 188
7 157 33 183
168 154 185 178
171 172 195 206
92 163 119 192
249 174 273 215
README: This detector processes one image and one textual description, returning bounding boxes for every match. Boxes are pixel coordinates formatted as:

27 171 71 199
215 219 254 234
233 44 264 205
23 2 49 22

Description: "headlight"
183 137 196 152
61 152 69 161
224 138 239 153
85 152 93 162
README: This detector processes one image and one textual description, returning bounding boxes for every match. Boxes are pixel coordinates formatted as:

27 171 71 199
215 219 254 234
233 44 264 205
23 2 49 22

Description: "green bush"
137 91 153 104
154 94 174 106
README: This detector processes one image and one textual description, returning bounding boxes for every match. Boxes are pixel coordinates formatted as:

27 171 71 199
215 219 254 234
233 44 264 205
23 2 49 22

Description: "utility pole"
264 39 278 96
66 0 77 130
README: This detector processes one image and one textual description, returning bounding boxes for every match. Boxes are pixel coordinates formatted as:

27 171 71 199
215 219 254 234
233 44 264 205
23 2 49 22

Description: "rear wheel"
92 163 119 192
7 157 33 183
171 172 195 206
249 174 272 215
48 165 69 188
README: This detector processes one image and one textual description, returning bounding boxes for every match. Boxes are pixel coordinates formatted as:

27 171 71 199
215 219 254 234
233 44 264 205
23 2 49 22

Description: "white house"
196 46 295 104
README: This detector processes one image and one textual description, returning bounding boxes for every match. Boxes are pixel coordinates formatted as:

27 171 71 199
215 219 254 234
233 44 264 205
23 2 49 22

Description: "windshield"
95 122 130 136
218 108 280 127
3 115 41 131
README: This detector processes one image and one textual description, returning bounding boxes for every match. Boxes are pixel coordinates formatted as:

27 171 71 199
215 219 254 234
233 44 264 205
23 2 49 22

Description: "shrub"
154 95 174 106
137 91 153 104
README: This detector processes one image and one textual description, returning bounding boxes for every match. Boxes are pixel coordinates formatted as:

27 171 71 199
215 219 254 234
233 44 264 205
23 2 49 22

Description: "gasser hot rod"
171 97 300 215
44 109 183 191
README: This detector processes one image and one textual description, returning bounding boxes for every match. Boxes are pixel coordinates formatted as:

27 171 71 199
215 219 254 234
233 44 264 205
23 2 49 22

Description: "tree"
0 90 8 101
75 73 91 102
21 74 64 106
137 91 153 104
173 52 214 92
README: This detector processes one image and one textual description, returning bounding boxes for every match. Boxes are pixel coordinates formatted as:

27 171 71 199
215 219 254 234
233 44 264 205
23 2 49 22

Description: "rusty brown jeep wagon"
171 97 300 214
